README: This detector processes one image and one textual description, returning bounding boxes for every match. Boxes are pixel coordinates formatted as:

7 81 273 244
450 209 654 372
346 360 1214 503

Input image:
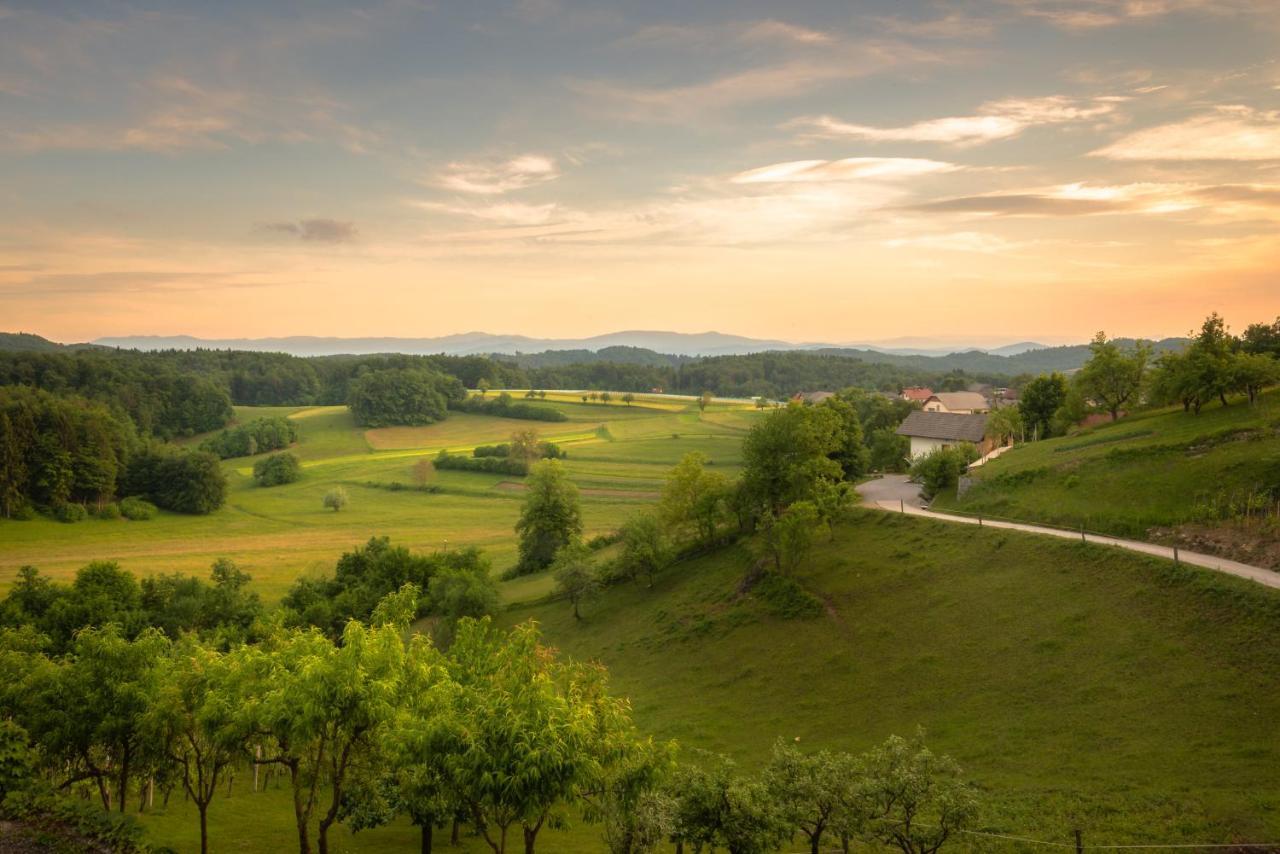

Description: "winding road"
855 475 1280 591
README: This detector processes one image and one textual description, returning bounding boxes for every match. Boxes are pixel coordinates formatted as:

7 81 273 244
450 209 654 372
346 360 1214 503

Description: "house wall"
908 435 996 460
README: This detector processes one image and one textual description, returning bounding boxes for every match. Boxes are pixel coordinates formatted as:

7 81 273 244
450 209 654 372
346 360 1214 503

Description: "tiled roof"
896 410 988 442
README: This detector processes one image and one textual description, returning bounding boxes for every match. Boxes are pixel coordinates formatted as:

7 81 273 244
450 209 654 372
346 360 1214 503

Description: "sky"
1 0 1278 346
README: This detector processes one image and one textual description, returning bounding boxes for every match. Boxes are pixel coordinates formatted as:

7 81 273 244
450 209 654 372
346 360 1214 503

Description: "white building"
896 411 992 460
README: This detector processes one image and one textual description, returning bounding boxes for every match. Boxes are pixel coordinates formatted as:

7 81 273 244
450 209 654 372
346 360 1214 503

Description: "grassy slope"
0 398 760 601
933 390 1280 541
505 511 1280 845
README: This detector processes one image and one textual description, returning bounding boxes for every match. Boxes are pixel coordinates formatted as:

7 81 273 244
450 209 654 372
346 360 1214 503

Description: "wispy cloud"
1091 106 1280 160
262 219 360 243
1007 0 1262 30
620 18 832 49
904 180 1280 219
412 200 561 227
433 155 560 195
792 95 1124 146
730 157 958 184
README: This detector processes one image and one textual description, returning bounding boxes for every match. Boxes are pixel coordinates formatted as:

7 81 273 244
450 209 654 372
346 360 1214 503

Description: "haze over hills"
88 330 1061 358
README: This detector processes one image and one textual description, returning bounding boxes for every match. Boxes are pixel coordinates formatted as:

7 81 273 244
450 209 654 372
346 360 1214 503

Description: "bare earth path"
856 475 1280 592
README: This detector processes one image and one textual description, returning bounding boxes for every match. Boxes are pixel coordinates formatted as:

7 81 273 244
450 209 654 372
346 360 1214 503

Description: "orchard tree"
508 429 544 466
659 452 730 546
764 739 856 854
758 500 826 575
618 511 671 588
669 753 787 854
984 406 1023 446
698 391 714 413
552 542 599 620
514 460 583 575
145 637 246 854
1232 351 1279 404
739 404 843 518
857 734 979 854
1075 332 1150 421
622 393 635 406
323 486 349 512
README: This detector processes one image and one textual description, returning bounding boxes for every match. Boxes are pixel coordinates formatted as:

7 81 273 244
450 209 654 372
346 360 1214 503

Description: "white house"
896 411 992 460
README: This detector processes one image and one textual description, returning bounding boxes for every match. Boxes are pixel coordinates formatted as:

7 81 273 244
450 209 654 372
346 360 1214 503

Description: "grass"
504 510 1280 846
0 397 763 602
933 390 1280 542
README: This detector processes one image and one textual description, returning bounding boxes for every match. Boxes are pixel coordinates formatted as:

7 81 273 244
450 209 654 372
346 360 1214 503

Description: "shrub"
348 367 463 427
752 572 823 619
324 486 349 512
119 496 157 520
9 503 37 521
55 503 87 523
122 448 227 514
252 451 302 487
434 451 528 476
200 416 298 459
475 441 567 460
910 444 979 501
95 502 122 520
452 394 569 422
587 530 624 550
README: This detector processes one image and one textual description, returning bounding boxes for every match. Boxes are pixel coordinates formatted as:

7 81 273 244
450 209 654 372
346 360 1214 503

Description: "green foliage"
200 415 297 459
820 396 869 480
985 406 1023 445
251 451 302 487
122 447 227 514
513 459 583 576
347 367 464 427
618 511 671 588
473 439 566 459
758 500 827 575
739 404 844 518
763 738 857 854
857 732 979 854
119 496 157 520
552 542 601 620
1018 372 1069 439
670 753 788 854
751 572 823 619
0 386 136 516
434 449 528 475
1075 332 1151 420
868 426 910 473
659 452 731 546
323 485 349 512
95 501 122 520
910 445 978 501
453 392 569 422
55 502 87 523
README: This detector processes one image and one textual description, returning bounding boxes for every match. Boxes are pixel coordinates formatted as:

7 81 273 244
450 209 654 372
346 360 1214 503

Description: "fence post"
978 515 983 527
1075 829 1084 854
1173 546 1179 565
900 499 904 514
1080 526 1086 544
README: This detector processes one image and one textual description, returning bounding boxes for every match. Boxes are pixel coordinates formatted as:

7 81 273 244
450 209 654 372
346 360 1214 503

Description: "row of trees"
200 415 297 459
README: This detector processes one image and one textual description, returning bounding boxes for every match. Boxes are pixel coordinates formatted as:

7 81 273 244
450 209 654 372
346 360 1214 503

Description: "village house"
922 391 990 414
791 391 835 405
900 386 933 403
896 410 994 460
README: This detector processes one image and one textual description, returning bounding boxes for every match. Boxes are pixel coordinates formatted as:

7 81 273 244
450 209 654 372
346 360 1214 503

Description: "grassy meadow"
0 392 761 602
933 390 1280 548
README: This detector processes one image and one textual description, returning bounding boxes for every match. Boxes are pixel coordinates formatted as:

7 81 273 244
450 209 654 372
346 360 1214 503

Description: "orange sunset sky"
1 0 1278 347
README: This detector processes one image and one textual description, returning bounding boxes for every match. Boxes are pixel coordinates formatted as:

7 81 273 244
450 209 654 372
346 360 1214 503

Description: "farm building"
900 386 933 403
792 391 835 405
922 391 990 414
896 410 993 460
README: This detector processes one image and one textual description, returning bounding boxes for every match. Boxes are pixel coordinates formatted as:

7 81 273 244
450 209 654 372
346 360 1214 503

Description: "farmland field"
0 393 762 602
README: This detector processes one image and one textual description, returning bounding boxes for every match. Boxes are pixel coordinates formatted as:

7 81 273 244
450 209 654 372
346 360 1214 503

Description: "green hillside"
934 390 1280 568
504 510 1280 846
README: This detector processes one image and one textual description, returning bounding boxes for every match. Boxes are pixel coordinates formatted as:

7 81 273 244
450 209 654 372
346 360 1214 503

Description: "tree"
253 451 302 487
698 391 714 413
514 460 583 576
739 404 843 519
820 396 868 480
659 452 730 546
123 448 227 514
551 542 599 620
1241 317 1280 358
764 739 855 854
759 500 826 575
1017 373 1068 440
622 393 635 406
669 754 787 854
240 607 412 854
984 406 1023 446
618 511 671 588
508 429 544 466
443 619 640 854
1230 351 1279 405
323 486 349 512
347 368 462 427
868 427 909 473
427 561 500 645
145 637 246 854
909 446 977 501
1075 332 1150 421
856 733 978 854
600 391 613 404
477 378 491 397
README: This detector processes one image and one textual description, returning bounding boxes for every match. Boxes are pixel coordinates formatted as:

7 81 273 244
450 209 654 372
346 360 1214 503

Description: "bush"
474 441 566 460
910 444 979 501
200 416 298 459
55 503 87 523
752 572 823 619
453 393 569 422
119 496 157 520
122 448 227 514
252 451 302 487
587 531 623 550
348 367 463 427
8 502 37 521
95 502 122 520
434 451 528 476
324 486 349 512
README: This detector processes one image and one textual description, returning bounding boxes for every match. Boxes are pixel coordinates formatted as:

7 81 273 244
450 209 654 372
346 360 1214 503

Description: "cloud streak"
1091 106 1280 161
433 155 560 195
263 219 360 243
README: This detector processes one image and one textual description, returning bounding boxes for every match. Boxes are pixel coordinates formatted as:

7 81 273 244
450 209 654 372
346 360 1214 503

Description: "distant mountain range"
1 330 1188 377
84 330 1056 359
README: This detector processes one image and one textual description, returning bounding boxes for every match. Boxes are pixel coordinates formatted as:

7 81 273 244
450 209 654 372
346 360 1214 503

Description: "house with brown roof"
900 386 933 403
896 410 993 460
791 391 835 405
922 391 990 414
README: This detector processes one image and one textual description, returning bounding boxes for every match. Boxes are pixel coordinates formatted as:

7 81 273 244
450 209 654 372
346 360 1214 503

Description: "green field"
933 390 1280 563
0 394 761 601
503 510 1280 846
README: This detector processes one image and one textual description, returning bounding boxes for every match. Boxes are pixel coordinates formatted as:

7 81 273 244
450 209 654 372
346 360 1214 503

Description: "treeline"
199 415 296 459
0 349 231 438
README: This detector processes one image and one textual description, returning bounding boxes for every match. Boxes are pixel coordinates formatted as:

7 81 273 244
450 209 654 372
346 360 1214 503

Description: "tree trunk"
573 599 580 620
810 833 821 854
420 822 433 854
291 763 311 854
451 817 460 845
523 825 538 854
199 803 209 854
117 745 131 813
